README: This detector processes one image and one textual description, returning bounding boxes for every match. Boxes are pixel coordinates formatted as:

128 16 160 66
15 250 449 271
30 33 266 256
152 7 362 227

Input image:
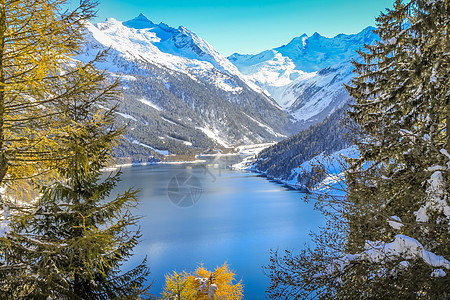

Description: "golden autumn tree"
162 263 243 300
0 0 97 196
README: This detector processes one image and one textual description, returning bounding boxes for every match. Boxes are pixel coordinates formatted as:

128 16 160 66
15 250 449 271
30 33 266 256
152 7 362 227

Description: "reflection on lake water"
113 156 323 299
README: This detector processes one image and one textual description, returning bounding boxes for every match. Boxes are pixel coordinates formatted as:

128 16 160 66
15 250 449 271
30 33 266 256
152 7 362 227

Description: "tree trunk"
0 2 7 184
447 116 450 154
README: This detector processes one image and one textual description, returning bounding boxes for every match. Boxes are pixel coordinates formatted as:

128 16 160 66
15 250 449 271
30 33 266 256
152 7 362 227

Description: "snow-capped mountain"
82 14 261 91
76 14 293 160
229 27 378 129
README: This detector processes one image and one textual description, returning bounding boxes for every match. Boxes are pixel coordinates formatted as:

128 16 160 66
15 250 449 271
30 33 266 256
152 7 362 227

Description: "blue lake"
115 157 323 299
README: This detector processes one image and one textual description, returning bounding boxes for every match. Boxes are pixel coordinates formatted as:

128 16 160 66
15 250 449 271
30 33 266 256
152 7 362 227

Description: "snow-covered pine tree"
342 0 449 297
266 0 449 298
0 62 150 298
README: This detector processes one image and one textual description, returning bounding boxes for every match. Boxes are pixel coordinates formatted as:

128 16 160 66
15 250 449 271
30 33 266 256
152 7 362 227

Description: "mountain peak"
123 13 155 29
360 26 376 36
362 25 376 32
104 17 119 23
136 13 150 21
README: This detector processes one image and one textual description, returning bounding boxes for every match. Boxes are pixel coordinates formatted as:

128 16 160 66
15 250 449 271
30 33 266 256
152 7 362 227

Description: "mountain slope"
229 27 377 129
76 14 294 160
252 106 352 182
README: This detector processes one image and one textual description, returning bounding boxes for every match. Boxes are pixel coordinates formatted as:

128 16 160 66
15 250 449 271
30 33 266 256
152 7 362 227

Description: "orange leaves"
162 262 243 300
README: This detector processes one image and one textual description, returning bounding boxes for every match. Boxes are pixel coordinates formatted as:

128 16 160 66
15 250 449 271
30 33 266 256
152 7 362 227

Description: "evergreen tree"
342 0 449 297
266 0 449 298
0 64 150 298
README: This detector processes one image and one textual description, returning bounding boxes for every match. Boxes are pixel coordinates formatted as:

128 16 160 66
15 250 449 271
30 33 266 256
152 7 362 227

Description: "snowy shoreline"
100 159 208 172
102 143 276 172
232 146 360 195
232 160 309 192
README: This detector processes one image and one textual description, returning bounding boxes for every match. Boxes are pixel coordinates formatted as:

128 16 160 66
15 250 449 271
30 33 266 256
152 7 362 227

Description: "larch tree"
266 0 449 299
0 0 98 194
162 263 243 300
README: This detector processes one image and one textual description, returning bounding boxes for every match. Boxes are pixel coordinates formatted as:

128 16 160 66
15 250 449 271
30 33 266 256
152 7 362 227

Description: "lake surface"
114 156 323 299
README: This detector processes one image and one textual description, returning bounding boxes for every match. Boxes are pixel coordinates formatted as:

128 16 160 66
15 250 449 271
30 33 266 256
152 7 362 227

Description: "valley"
76 13 377 167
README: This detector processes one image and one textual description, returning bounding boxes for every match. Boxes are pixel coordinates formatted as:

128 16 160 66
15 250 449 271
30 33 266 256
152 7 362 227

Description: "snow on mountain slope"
274 26 377 72
284 62 355 125
229 27 378 127
80 14 260 93
75 14 293 159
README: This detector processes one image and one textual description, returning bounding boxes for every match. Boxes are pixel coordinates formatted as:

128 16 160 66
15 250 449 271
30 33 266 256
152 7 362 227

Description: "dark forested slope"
253 106 352 180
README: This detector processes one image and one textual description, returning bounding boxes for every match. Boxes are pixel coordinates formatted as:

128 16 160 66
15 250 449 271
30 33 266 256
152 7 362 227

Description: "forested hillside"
78 15 295 162
111 62 293 162
253 105 352 181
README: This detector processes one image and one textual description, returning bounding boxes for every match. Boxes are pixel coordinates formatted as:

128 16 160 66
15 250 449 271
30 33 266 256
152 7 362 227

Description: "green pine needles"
266 0 449 298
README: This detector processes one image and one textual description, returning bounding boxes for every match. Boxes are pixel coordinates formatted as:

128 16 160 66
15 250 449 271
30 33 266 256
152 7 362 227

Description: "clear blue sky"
90 0 394 56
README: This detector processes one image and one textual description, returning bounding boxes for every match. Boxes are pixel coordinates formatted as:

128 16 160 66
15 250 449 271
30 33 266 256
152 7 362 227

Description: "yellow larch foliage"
162 262 243 300
0 0 101 198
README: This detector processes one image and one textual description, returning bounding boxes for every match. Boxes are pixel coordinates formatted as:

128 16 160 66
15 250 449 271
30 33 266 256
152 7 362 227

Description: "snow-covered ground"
233 145 359 194
230 143 276 170
196 127 231 148
138 98 162 111
286 146 359 195
235 143 276 155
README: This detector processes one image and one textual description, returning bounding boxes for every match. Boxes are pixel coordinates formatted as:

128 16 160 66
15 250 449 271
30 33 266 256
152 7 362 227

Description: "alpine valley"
76 14 377 165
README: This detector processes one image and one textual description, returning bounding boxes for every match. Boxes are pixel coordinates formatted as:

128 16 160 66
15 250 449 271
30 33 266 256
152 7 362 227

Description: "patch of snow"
231 143 275 170
316 235 450 278
158 159 207 165
208 283 218 298
138 98 162 111
241 112 286 138
430 62 439 83
387 216 404 230
161 117 178 125
197 127 230 147
131 139 169 156
235 143 276 156
116 112 137 121
431 268 446 277
428 165 446 172
0 206 10 238
167 136 192 146
415 170 450 223
398 261 410 269
289 146 360 195
362 235 450 269
231 155 258 171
